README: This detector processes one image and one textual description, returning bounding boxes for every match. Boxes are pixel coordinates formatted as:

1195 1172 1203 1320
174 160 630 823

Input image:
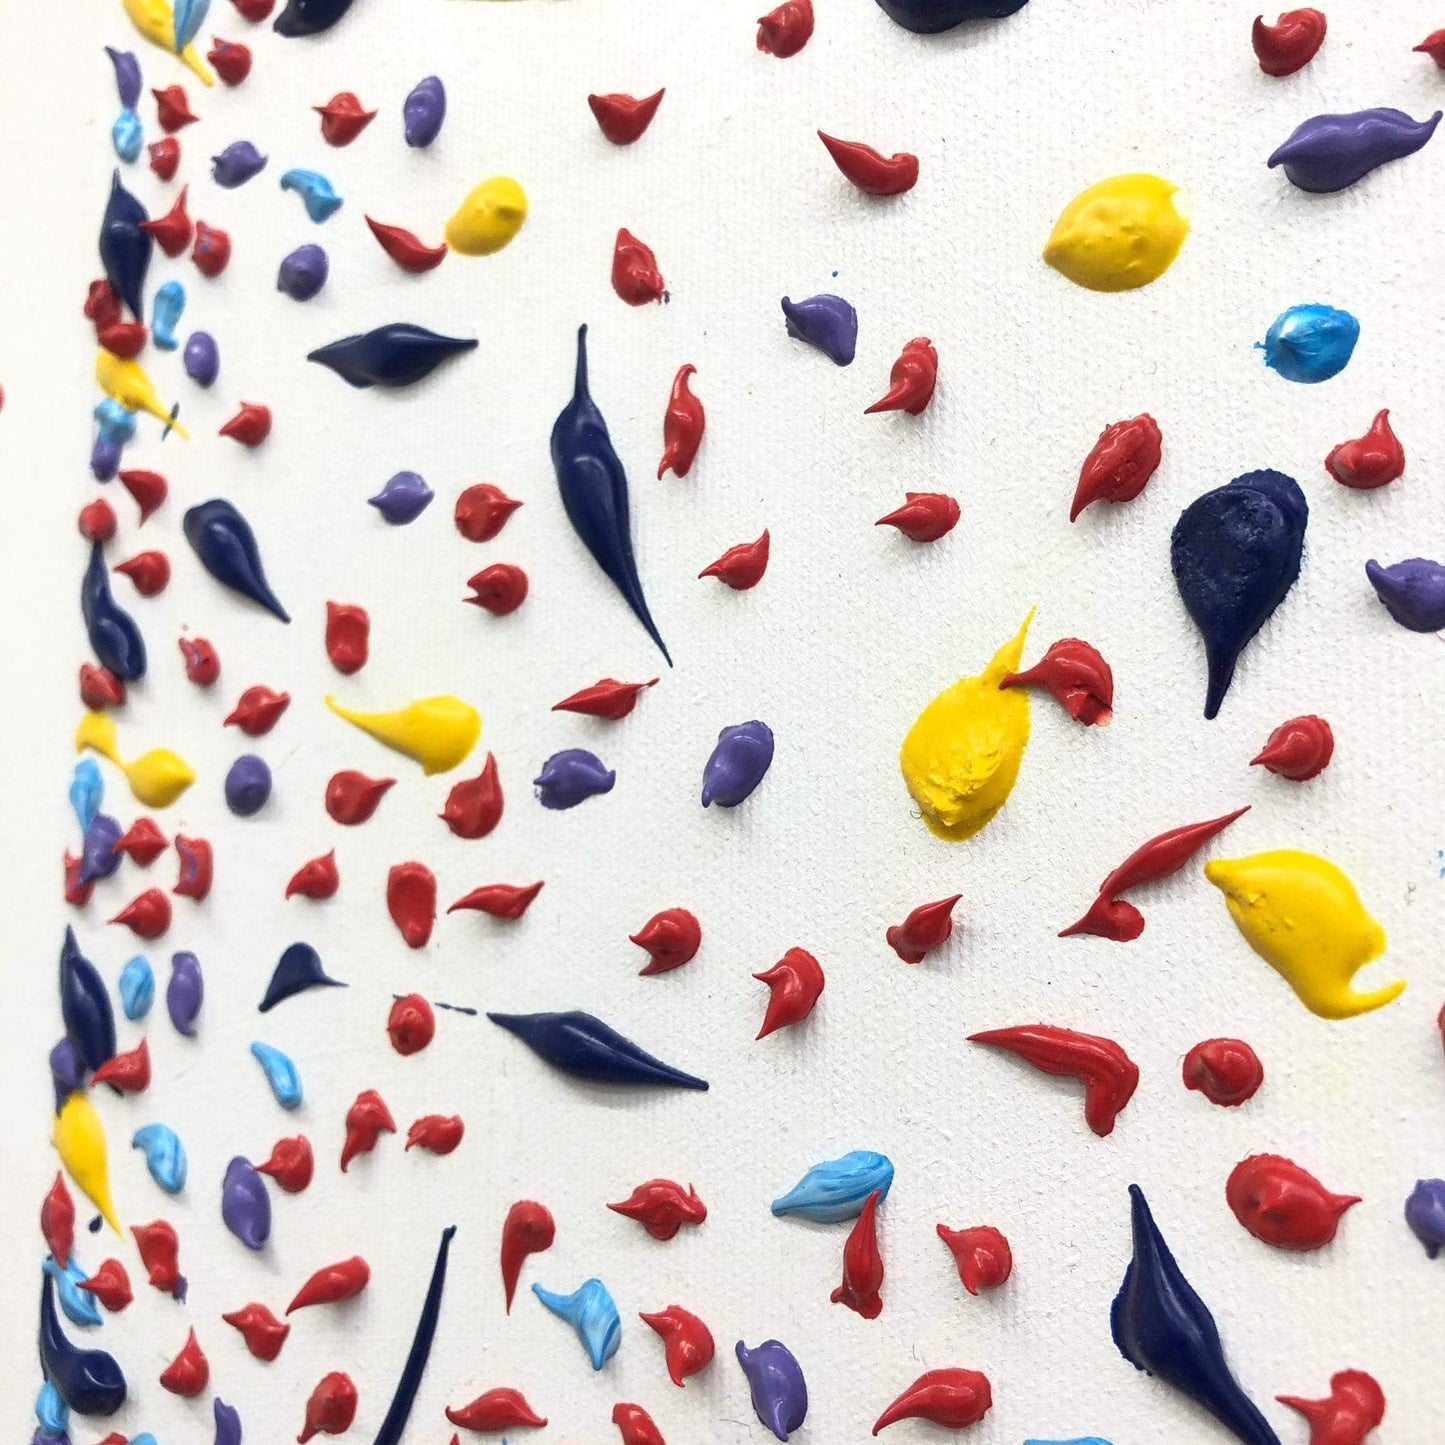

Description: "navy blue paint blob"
550 325 671 664
38 1274 127 1416
487 1009 708 1089
258 942 346 1012
780 294 857 365
98 170 151 319
308 324 476 388
1112 1185 1281 1445
372 1225 457 1445
875 0 1028 30
82 541 147 681
1170 469 1306 719
60 927 116 1074
274 0 357 36
183 499 290 621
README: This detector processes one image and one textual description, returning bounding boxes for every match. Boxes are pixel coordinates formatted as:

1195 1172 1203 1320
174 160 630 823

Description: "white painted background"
2 1 1443 1440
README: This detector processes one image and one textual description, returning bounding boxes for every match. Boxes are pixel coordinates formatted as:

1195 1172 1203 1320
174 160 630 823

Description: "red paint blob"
223 1301 290 1360
85 278 123 331
500 1200 556 1312
866 337 938 417
446 1388 547 1431
208 37 253 85
79 499 117 543
41 1173 75 1267
299 1371 358 1442
140 186 193 258
466 562 529 615
287 1255 371 1313
831 1188 885 1318
77 1257 132 1312
609 1179 707 1240
324 601 370 674
1071 413 1163 521
405 1113 465 1154
1277 1369 1386 1445
192 220 232 277
658 363 705 478
1325 409 1404 490
1226 1154 1359 1251
1417 27 1445 66
630 906 702 975
1251 714 1334 780
1183 1037 1265 1106
553 677 658 720
220 401 272 446
754 946 825 1038
256 1135 314 1193
119 468 168 524
366 215 448 272
114 816 167 866
1253 8 1327 76
612 1402 666 1445
114 550 170 597
109 886 173 939
1001 637 1114 726
179 636 220 686
700 529 770 590
340 1090 395 1172
387 993 436 1056
80 664 126 710
98 321 149 358
315 91 376 145
173 834 214 901
640 1304 715 1387
818 132 919 196
159 1326 209 1396
936 1223 1012 1295
386 861 436 948
589 88 665 145
968 1024 1139 1136
448 880 544 919
93 1038 152 1092
226 685 291 735
231 0 275 19
454 482 522 541
152 84 198 132
64 852 95 906
612 227 665 305
886 894 961 963
439 754 504 838
132 1219 184 1296
757 0 814 56
148 137 181 180
325 770 394 825
286 850 339 900
873 1368 992 1435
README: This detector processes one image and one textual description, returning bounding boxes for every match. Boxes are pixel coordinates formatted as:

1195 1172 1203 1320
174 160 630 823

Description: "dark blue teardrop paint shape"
274 0 357 36
258 942 346 1012
875 0 1028 33
183 499 290 621
307 324 476 388
60 927 116 1073
82 541 147 681
487 1009 707 1089
39 1274 127 1416
98 170 151 319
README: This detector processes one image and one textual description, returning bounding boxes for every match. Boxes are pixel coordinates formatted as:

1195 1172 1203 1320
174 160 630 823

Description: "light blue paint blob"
174 0 210 53
133 1435 160 1445
43 1255 104 1327
532 1278 621 1369
1025 1438 1114 1444
69 759 104 831
36 1380 70 1434
280 168 343 223
132 1123 188 1193
119 955 155 1020
1259 303 1359 383
771 1150 894 1222
112 109 144 163
93 398 139 445
151 279 186 351
251 1040 303 1109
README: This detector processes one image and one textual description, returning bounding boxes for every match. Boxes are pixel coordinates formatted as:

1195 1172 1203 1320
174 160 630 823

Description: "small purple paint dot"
225 754 272 816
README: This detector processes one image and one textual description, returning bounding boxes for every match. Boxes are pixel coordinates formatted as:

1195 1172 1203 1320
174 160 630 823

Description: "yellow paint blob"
899 610 1034 842
121 0 214 84
445 176 529 256
54 1092 120 1233
1042 174 1188 292
1205 849 1404 1020
75 711 195 809
95 351 191 438
326 694 481 775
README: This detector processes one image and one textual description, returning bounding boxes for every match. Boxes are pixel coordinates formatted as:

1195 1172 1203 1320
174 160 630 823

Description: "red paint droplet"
877 490 960 544
756 0 814 56
119 468 168 523
588 87 666 145
286 850 339 900
340 1090 395 1172
499 1200 555 1313
831 1188 885 1318
754 946 825 1038
630 907 701 975
612 1402 666 1445
1251 713 1334 780
366 215 448 272
865 337 938 415
79 664 126 710
220 401 271 446
287 1256 371 1313
1277 1368 1386 1445
64 852 95 906
454 482 522 541
41 1173 75 1267
658 363 705 478
77 1257 132 1312
256 1135 314 1193
465 562 529 615
608 1179 707 1241
1001 636 1114 726
405 1113 465 1154
1325 408 1404 490
552 677 657 720
140 186 193 258
1070 413 1163 521
324 601 370 674
387 993 436 1056
132 1219 185 1297
159 1326 209 1397
192 219 232 277
98 320 149 358
223 1301 291 1360
225 684 291 735
446 1388 548 1431
152 84 199 132
1252 7 1327 76
1417 27 1445 66
114 816 168 866
92 1037 152 1093
114 550 171 597
448 880 544 920
639 1304 715 1387
148 137 181 181
439 754 504 838
387 862 436 947
873 1368 993 1434
700 529 770 590
936 1223 1012 1295
299 1371 358 1442
85 278 123 330
885 894 961 963
208 37 253 86
231 0 275 18
611 227 665 305
173 834 214 900
1226 1154 1359 1251
178 636 220 686
325 770 394 825
108 887 171 940
1183 1037 1264 1106
818 132 919 196
79 499 117 543
314 91 376 145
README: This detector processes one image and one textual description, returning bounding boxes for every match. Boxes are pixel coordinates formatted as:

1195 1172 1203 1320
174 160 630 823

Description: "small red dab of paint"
1277 1369 1386 1445
192 220 232 277
1227 1154 1360 1251
119 468 168 523
387 994 436 1056
1325 409 1404 490
866 339 938 418
109 888 171 940
315 91 376 145
340 1090 396 1171
873 1368 993 1435
588 88 665 144
64 852 95 906
406 1113 465 1154
968 1024 1139 1136
287 1256 371 1313
757 0 814 56
454 482 522 541
325 770 394 825
159 1326 209 1396
446 1388 548 1432
226 684 290 735
365 216 448 272
1417 27 1445 66
1070 413 1163 521
818 132 919 196
299 1371 358 1442
80 664 126 710
700 529 770 590
208 37 253 85
222 1301 291 1360
221 401 272 446
78 1257 132 1312
92 1037 152 1092
231 0 275 19
613 1402 666 1445
79 499 117 542
98 321 149 359
630 906 701 975
886 895 961 963
831 1188 885 1318
153 84 198 132
286 850 339 900
936 1223 1012 1295
140 186 193 257
448 880 544 919
439 755 504 838
85 278 122 330
553 677 657 720
41 1173 75 1267
148 137 181 180
132 1219 185 1297
387 862 436 948
257 1135 314 1193
640 1303 715 1386
173 834 214 900
658 363 705 478
1252 8 1327 76
114 816 167 865
114 550 171 597
500 1200 556 1312
1001 637 1114 726
754 946 825 1038
179 636 220 686
609 1179 707 1240
1182 1037 1264 1106
466 562 529 615
324 601 369 674
1251 714 1334 780
612 228 665 305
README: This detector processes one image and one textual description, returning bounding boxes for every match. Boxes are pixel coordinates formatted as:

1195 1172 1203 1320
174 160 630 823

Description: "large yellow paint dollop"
445 176 528 256
1042 174 1188 292
326 694 480 774
95 351 190 438
54 1092 120 1233
121 0 215 84
75 711 195 808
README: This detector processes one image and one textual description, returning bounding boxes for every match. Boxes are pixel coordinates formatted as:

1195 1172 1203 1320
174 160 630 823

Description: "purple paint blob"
214 1397 243 1445
1365 557 1445 632
91 434 122 482
736 1338 808 1441
221 1156 271 1250
80 813 124 884
167 950 203 1037
50 1037 85 1109
369 470 434 525
534 749 615 809
1267 108 1441 192
701 720 775 807
225 754 272 816
781 294 857 365
1405 1178 1445 1258
106 47 142 109
183 331 219 388
403 75 446 147
211 140 268 189
277 243 329 301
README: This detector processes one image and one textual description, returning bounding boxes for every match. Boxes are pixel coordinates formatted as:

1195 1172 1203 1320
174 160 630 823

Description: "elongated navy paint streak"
184 499 290 621
488 1009 707 1089
308 324 476 388
372 1224 456 1445
98 170 151 319
39 1275 127 1416
82 542 147 681
60 927 115 1073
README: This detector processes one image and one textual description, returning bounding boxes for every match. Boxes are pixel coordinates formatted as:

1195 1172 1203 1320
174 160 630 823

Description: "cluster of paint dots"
36 0 1445 1441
